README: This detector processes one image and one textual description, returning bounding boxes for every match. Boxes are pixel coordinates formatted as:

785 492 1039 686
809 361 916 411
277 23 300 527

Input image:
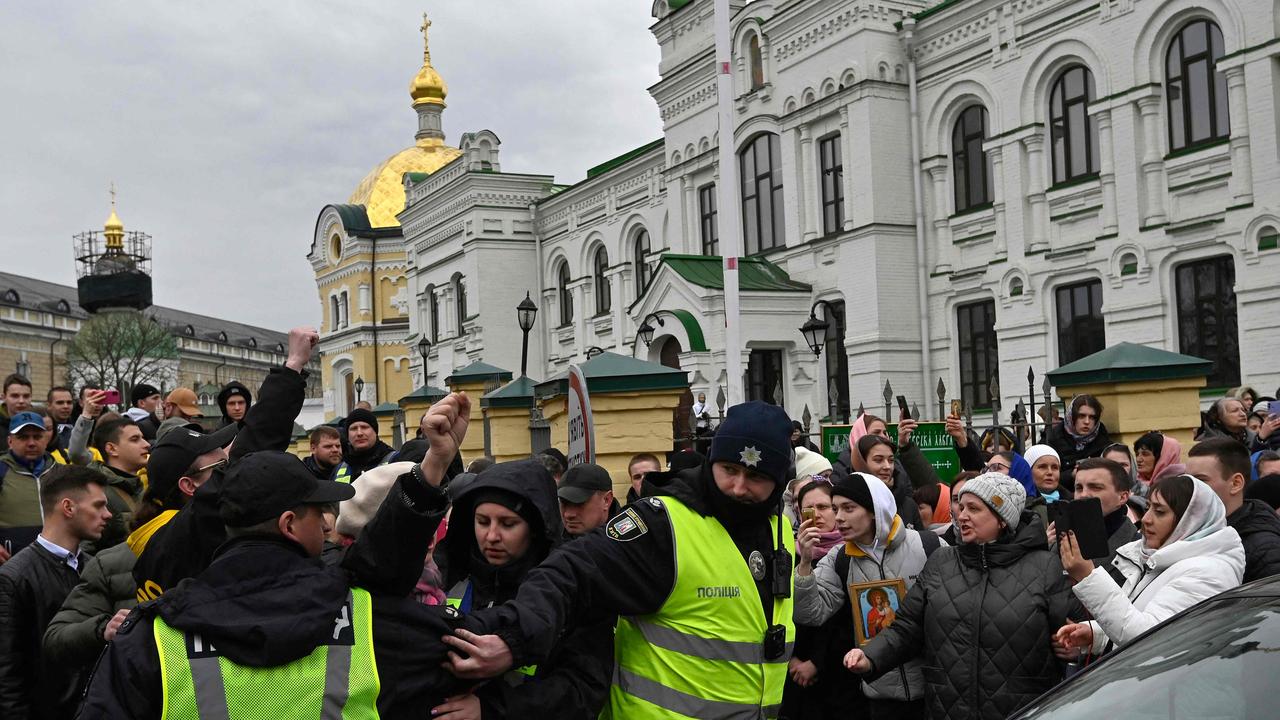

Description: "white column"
1224 66 1254 206
1021 134 1049 253
799 125 819 241
1094 107 1119 234
682 176 697 253
1135 96 1168 225
570 280 587 358
839 105 855 231
923 160 952 273
986 141 1008 260
608 268 627 350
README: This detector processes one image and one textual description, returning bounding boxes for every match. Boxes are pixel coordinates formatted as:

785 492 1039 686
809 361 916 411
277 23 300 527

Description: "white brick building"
312 0 1280 428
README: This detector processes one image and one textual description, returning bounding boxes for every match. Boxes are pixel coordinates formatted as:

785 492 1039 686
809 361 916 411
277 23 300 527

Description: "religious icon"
850 578 908 646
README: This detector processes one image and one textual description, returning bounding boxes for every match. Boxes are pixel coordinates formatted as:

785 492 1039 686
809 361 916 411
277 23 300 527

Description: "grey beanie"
957 472 1027 531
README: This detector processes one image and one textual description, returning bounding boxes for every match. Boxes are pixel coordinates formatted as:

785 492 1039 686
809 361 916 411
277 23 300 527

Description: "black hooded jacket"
215 381 253 428
477 460 787 669
79 467 485 719
133 366 305 597
442 460 613 720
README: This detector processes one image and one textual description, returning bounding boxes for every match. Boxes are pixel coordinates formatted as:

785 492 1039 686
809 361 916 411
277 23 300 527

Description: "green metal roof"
1046 342 1213 386
665 309 708 352
371 401 402 414
660 254 812 292
399 385 449 405
446 360 513 386
480 376 540 409
535 351 688 399
331 204 371 233
586 139 664 179
668 0 693 10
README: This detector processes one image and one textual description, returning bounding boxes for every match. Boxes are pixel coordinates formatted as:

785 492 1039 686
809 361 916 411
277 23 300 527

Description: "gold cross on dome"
109 181 116 207
420 13 432 61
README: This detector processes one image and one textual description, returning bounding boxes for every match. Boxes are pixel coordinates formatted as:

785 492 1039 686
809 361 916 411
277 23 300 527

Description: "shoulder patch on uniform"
646 497 664 509
607 507 649 542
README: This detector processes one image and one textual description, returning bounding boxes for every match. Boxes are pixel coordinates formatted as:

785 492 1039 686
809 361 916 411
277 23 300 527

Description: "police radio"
771 497 791 599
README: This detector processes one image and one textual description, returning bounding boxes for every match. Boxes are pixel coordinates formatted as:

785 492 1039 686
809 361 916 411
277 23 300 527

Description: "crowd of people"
1 338 1279 719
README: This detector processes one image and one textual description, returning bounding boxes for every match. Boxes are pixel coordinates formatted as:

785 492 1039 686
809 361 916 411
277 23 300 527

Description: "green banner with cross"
820 422 961 485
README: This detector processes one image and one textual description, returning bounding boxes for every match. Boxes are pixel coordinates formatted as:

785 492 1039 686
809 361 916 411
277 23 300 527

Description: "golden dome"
104 185 125 249
410 14 447 107
347 142 461 227
104 207 124 232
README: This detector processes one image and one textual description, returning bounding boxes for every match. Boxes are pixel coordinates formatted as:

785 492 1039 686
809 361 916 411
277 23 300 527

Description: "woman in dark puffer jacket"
844 472 1074 720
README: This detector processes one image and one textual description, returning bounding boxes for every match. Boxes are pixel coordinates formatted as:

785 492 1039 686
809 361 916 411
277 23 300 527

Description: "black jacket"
134 414 160 442
1042 422 1112 490
443 460 612 719
132 366 306 596
0 542 85 720
344 440 397 483
302 455 336 481
79 467 484 719
861 512 1074 720
1228 498 1280 583
478 461 787 669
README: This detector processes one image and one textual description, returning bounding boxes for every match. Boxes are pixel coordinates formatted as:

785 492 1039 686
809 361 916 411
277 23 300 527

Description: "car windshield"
1016 597 1279 719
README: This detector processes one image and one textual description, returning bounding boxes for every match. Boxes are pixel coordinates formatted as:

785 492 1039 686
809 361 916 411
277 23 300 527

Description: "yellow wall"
485 405 535 463
1057 375 1207 459
446 380 492 465
539 388 684 498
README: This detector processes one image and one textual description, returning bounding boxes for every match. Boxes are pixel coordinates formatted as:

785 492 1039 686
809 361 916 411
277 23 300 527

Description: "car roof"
1210 572 1280 599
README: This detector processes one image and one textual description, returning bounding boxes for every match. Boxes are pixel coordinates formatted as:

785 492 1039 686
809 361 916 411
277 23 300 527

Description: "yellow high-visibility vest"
153 588 380 719
608 496 794 719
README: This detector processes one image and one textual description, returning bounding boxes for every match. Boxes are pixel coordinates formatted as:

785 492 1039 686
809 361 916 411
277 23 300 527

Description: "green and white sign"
820 422 962 485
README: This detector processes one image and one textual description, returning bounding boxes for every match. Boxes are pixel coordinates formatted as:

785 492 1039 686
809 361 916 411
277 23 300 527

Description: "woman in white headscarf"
1056 474 1245 655
1023 445 1069 502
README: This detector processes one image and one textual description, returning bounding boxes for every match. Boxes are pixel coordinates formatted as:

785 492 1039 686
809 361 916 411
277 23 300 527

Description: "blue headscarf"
1007 452 1039 498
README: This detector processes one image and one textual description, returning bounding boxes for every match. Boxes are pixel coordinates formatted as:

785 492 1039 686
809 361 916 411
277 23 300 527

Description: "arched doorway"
658 337 694 452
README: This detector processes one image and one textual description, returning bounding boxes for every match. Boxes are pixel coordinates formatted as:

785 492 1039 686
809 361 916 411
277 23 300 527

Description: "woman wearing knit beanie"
844 472 1075 719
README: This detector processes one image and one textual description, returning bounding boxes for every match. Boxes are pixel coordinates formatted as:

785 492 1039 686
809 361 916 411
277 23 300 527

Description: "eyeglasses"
985 462 1011 473
194 457 228 475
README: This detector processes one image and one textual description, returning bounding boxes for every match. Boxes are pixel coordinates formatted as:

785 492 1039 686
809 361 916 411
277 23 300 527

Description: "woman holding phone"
1057 474 1245 654
782 478 856 719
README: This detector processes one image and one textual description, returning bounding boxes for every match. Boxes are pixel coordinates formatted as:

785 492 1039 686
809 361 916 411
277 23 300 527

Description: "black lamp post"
516 292 538 377
417 336 431 385
354 376 365 402
799 299 839 357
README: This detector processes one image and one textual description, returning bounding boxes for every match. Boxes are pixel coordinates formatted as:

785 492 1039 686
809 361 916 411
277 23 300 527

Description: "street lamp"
354 376 365 402
799 299 839 357
417 336 431 385
516 292 538 377
585 346 605 359
636 312 666 347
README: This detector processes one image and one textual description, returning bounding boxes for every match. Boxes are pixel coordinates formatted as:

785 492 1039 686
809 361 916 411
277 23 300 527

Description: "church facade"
311 0 1280 425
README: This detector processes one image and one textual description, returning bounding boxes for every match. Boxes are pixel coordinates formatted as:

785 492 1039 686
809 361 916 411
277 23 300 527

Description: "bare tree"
65 311 178 396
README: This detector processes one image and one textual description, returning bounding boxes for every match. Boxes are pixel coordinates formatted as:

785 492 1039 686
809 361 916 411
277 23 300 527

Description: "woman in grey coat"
795 472 941 720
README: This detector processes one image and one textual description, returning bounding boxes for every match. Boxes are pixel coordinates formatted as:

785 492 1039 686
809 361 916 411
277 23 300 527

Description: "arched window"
1167 19 1229 152
633 230 652 293
454 275 468 329
739 133 785 254
593 247 611 315
1050 65 1099 184
748 34 764 90
952 105 993 213
558 262 573 326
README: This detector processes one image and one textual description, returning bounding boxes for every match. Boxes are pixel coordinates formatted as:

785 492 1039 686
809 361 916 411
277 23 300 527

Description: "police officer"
445 400 797 719
79 393 493 719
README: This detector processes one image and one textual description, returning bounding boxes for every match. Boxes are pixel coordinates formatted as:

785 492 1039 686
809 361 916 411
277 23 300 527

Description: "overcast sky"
0 1 661 331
